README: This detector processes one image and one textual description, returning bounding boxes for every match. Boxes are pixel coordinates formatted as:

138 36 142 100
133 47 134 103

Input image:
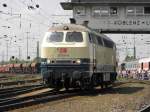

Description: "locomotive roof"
139 57 150 63
48 24 90 32
48 24 115 43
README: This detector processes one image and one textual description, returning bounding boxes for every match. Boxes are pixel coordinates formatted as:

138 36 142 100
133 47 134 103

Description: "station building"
61 0 150 33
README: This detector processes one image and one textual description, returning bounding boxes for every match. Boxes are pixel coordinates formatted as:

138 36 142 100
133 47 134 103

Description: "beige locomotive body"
41 24 117 89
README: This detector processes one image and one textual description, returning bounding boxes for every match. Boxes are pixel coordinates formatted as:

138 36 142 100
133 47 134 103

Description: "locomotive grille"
56 60 72 64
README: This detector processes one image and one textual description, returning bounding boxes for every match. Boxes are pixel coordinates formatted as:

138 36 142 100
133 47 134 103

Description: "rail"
138 104 150 112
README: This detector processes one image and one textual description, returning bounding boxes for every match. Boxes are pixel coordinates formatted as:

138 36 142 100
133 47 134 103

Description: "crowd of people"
118 69 150 80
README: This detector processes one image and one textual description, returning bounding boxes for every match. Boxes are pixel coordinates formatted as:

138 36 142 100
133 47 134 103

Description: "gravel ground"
0 73 42 88
11 80 150 112
0 73 42 82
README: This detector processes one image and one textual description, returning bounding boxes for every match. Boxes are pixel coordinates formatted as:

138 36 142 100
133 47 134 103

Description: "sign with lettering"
88 19 150 33
72 5 150 33
57 48 69 57
113 20 150 26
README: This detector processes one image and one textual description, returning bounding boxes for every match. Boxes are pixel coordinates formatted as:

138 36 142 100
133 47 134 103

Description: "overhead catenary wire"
0 0 50 28
16 0 52 21
0 0 71 60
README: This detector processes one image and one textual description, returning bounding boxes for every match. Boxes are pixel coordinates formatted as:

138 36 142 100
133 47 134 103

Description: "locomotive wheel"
80 81 85 90
105 83 108 88
105 82 113 89
64 78 70 90
100 83 104 89
80 83 93 90
54 87 61 91
80 78 93 90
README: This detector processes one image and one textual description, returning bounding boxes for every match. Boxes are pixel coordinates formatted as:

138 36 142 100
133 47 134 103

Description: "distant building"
61 0 150 33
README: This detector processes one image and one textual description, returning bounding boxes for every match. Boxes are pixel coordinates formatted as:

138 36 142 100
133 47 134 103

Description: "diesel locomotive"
41 23 117 90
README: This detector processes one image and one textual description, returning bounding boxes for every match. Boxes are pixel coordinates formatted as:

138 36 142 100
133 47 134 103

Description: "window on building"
74 6 86 16
127 7 135 15
136 7 143 15
92 7 101 16
110 7 118 15
92 6 119 17
144 7 150 14
101 7 109 16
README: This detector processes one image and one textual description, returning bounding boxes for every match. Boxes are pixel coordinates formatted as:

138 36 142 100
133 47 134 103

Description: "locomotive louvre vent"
56 60 72 64
82 20 89 27
70 18 76 24
63 26 69 30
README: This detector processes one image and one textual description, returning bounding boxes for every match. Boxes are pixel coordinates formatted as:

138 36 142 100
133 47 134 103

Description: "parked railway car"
22 63 31 74
0 65 5 73
0 62 41 74
41 23 117 90
139 58 150 71
13 63 23 73
31 62 41 74
123 58 150 72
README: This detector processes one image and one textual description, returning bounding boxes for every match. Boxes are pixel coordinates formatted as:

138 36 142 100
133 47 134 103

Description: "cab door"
89 33 97 72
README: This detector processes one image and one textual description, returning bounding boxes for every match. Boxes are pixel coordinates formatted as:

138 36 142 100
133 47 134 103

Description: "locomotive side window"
103 39 114 48
66 32 83 42
89 33 97 44
47 32 63 42
97 36 103 46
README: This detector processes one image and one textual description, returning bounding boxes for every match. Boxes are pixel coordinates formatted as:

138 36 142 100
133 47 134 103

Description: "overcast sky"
0 0 72 61
0 0 150 62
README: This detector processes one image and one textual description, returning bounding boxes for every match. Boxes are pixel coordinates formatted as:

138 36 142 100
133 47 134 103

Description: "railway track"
0 85 45 101
0 84 42 93
0 80 148 111
0 81 124 111
138 105 150 112
0 78 42 87
0 88 80 111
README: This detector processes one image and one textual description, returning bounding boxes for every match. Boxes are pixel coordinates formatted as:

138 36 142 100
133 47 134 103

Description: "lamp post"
26 32 30 59
145 42 150 57
18 46 21 60
133 34 136 59
6 40 9 61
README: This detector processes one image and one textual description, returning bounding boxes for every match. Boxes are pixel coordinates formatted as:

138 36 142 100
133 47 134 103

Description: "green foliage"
9 57 28 64
124 55 135 61
0 57 41 65
121 63 126 70
33 57 41 63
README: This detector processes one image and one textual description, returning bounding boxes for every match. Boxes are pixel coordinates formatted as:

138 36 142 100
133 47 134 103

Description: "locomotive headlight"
76 59 81 64
47 59 51 64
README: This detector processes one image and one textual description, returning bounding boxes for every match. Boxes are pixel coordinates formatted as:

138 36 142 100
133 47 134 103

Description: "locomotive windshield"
66 32 83 42
47 32 63 42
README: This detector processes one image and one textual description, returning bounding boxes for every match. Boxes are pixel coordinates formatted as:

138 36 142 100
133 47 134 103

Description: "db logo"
57 48 67 53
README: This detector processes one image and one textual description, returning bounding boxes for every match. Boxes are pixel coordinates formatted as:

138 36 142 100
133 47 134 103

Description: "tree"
124 55 135 61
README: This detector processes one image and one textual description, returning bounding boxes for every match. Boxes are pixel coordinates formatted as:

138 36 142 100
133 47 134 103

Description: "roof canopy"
71 0 150 3
61 0 150 10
